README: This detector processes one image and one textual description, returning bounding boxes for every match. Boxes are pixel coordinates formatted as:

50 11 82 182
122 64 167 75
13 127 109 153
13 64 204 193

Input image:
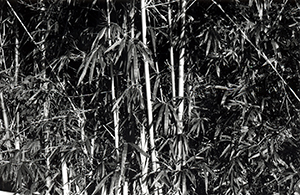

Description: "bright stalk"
178 0 186 135
107 0 121 194
177 0 187 194
107 0 119 161
14 24 20 151
139 124 149 195
39 1 51 193
168 0 176 100
141 0 159 194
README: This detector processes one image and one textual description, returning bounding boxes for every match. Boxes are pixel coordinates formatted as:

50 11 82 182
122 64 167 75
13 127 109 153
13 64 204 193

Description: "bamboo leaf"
133 44 139 82
91 171 114 195
22 163 34 180
149 28 157 54
25 89 41 106
155 103 165 132
85 139 92 157
128 142 150 158
249 152 260 160
158 138 170 152
126 41 134 74
220 144 231 158
216 65 220 77
112 91 125 112
151 170 164 188
197 145 211 155
59 56 69 73
206 37 211 56
183 135 189 156
90 89 100 104
138 86 145 110
114 38 126 64
105 38 122 54
137 41 156 72
169 104 179 124
190 121 198 135
120 143 128 177
153 6 167 22
91 27 107 50
164 104 169 134
77 53 92 86
185 169 196 186
89 54 97 84
152 75 160 100
153 101 162 111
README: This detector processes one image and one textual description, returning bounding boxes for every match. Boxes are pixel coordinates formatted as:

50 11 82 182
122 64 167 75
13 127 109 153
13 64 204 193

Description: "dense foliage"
0 0 300 194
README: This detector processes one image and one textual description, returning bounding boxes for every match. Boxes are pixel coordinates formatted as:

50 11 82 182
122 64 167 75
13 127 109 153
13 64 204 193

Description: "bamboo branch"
6 0 42 51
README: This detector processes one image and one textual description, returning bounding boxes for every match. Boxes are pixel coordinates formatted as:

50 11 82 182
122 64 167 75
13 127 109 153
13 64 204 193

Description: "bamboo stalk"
177 0 187 194
131 0 135 39
38 1 51 194
0 91 10 148
178 0 186 135
106 0 119 158
130 0 136 86
14 21 20 152
168 0 176 100
141 1 160 195
80 87 88 195
107 1 121 194
141 1 161 194
62 82 69 195
62 160 69 195
139 124 149 195
141 0 157 172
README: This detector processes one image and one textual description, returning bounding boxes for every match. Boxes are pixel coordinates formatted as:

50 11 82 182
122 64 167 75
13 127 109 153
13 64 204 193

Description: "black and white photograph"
0 0 300 194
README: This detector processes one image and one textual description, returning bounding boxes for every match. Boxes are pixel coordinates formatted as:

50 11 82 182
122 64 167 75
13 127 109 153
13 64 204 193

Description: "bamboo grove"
1 0 300 194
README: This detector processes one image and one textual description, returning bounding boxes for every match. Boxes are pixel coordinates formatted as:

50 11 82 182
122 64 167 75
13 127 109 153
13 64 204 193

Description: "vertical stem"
80 88 87 195
178 0 186 135
15 112 20 150
123 180 128 195
15 23 20 151
0 91 10 157
142 0 155 171
133 181 137 195
62 160 69 195
0 92 11 160
141 1 158 194
168 0 176 100
14 26 19 86
109 173 116 195
130 0 135 39
0 4 10 153
0 10 5 161
100 162 107 195
0 11 9 143
149 10 162 101
120 143 128 195
39 1 51 194
61 116 70 195
107 0 119 162
0 7 7 70
130 1 135 86
177 0 187 194
187 74 193 123
107 1 121 194
123 6 128 37
140 124 148 195
62 80 69 195
0 92 9 138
